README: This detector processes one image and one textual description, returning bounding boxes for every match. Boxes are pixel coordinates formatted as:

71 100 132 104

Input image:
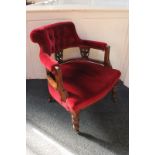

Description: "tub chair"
30 21 121 133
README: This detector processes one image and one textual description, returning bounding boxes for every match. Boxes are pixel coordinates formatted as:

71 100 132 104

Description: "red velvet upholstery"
30 21 121 113
39 51 58 71
48 59 120 112
30 22 108 55
30 22 81 55
80 40 107 50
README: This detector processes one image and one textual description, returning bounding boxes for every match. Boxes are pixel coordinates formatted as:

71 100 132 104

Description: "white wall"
26 8 128 87
28 0 128 8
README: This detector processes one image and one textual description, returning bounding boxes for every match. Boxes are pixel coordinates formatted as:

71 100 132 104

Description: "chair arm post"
104 45 112 68
54 65 68 102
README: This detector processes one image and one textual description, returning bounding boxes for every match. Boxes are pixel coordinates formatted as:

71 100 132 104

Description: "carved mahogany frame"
46 45 117 133
80 47 90 58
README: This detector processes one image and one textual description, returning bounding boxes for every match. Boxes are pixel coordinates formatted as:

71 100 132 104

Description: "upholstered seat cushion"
48 59 121 112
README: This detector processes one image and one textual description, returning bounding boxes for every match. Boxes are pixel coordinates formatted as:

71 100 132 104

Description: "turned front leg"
71 112 80 133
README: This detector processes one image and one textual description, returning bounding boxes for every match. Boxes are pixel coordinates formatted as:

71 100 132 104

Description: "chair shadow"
78 130 128 155
78 86 129 155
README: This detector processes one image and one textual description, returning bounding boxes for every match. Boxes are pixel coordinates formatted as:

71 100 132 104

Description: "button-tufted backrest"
30 22 81 55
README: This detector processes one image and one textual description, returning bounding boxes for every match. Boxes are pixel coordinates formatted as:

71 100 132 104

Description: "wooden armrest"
47 75 57 89
46 66 68 102
104 45 112 68
54 66 68 102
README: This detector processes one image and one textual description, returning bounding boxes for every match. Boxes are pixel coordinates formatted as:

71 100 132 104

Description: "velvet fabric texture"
30 22 107 55
30 21 121 112
48 59 121 112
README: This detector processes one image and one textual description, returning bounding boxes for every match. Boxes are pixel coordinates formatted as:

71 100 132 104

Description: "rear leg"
112 85 118 103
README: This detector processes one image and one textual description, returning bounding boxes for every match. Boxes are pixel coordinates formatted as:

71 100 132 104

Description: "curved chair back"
30 22 80 55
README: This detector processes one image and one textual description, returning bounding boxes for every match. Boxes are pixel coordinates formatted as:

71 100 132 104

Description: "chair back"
30 22 80 55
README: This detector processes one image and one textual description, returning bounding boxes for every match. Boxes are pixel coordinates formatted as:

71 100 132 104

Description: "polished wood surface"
71 112 80 133
55 50 63 63
54 66 68 102
80 47 90 59
104 45 112 67
47 75 57 89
